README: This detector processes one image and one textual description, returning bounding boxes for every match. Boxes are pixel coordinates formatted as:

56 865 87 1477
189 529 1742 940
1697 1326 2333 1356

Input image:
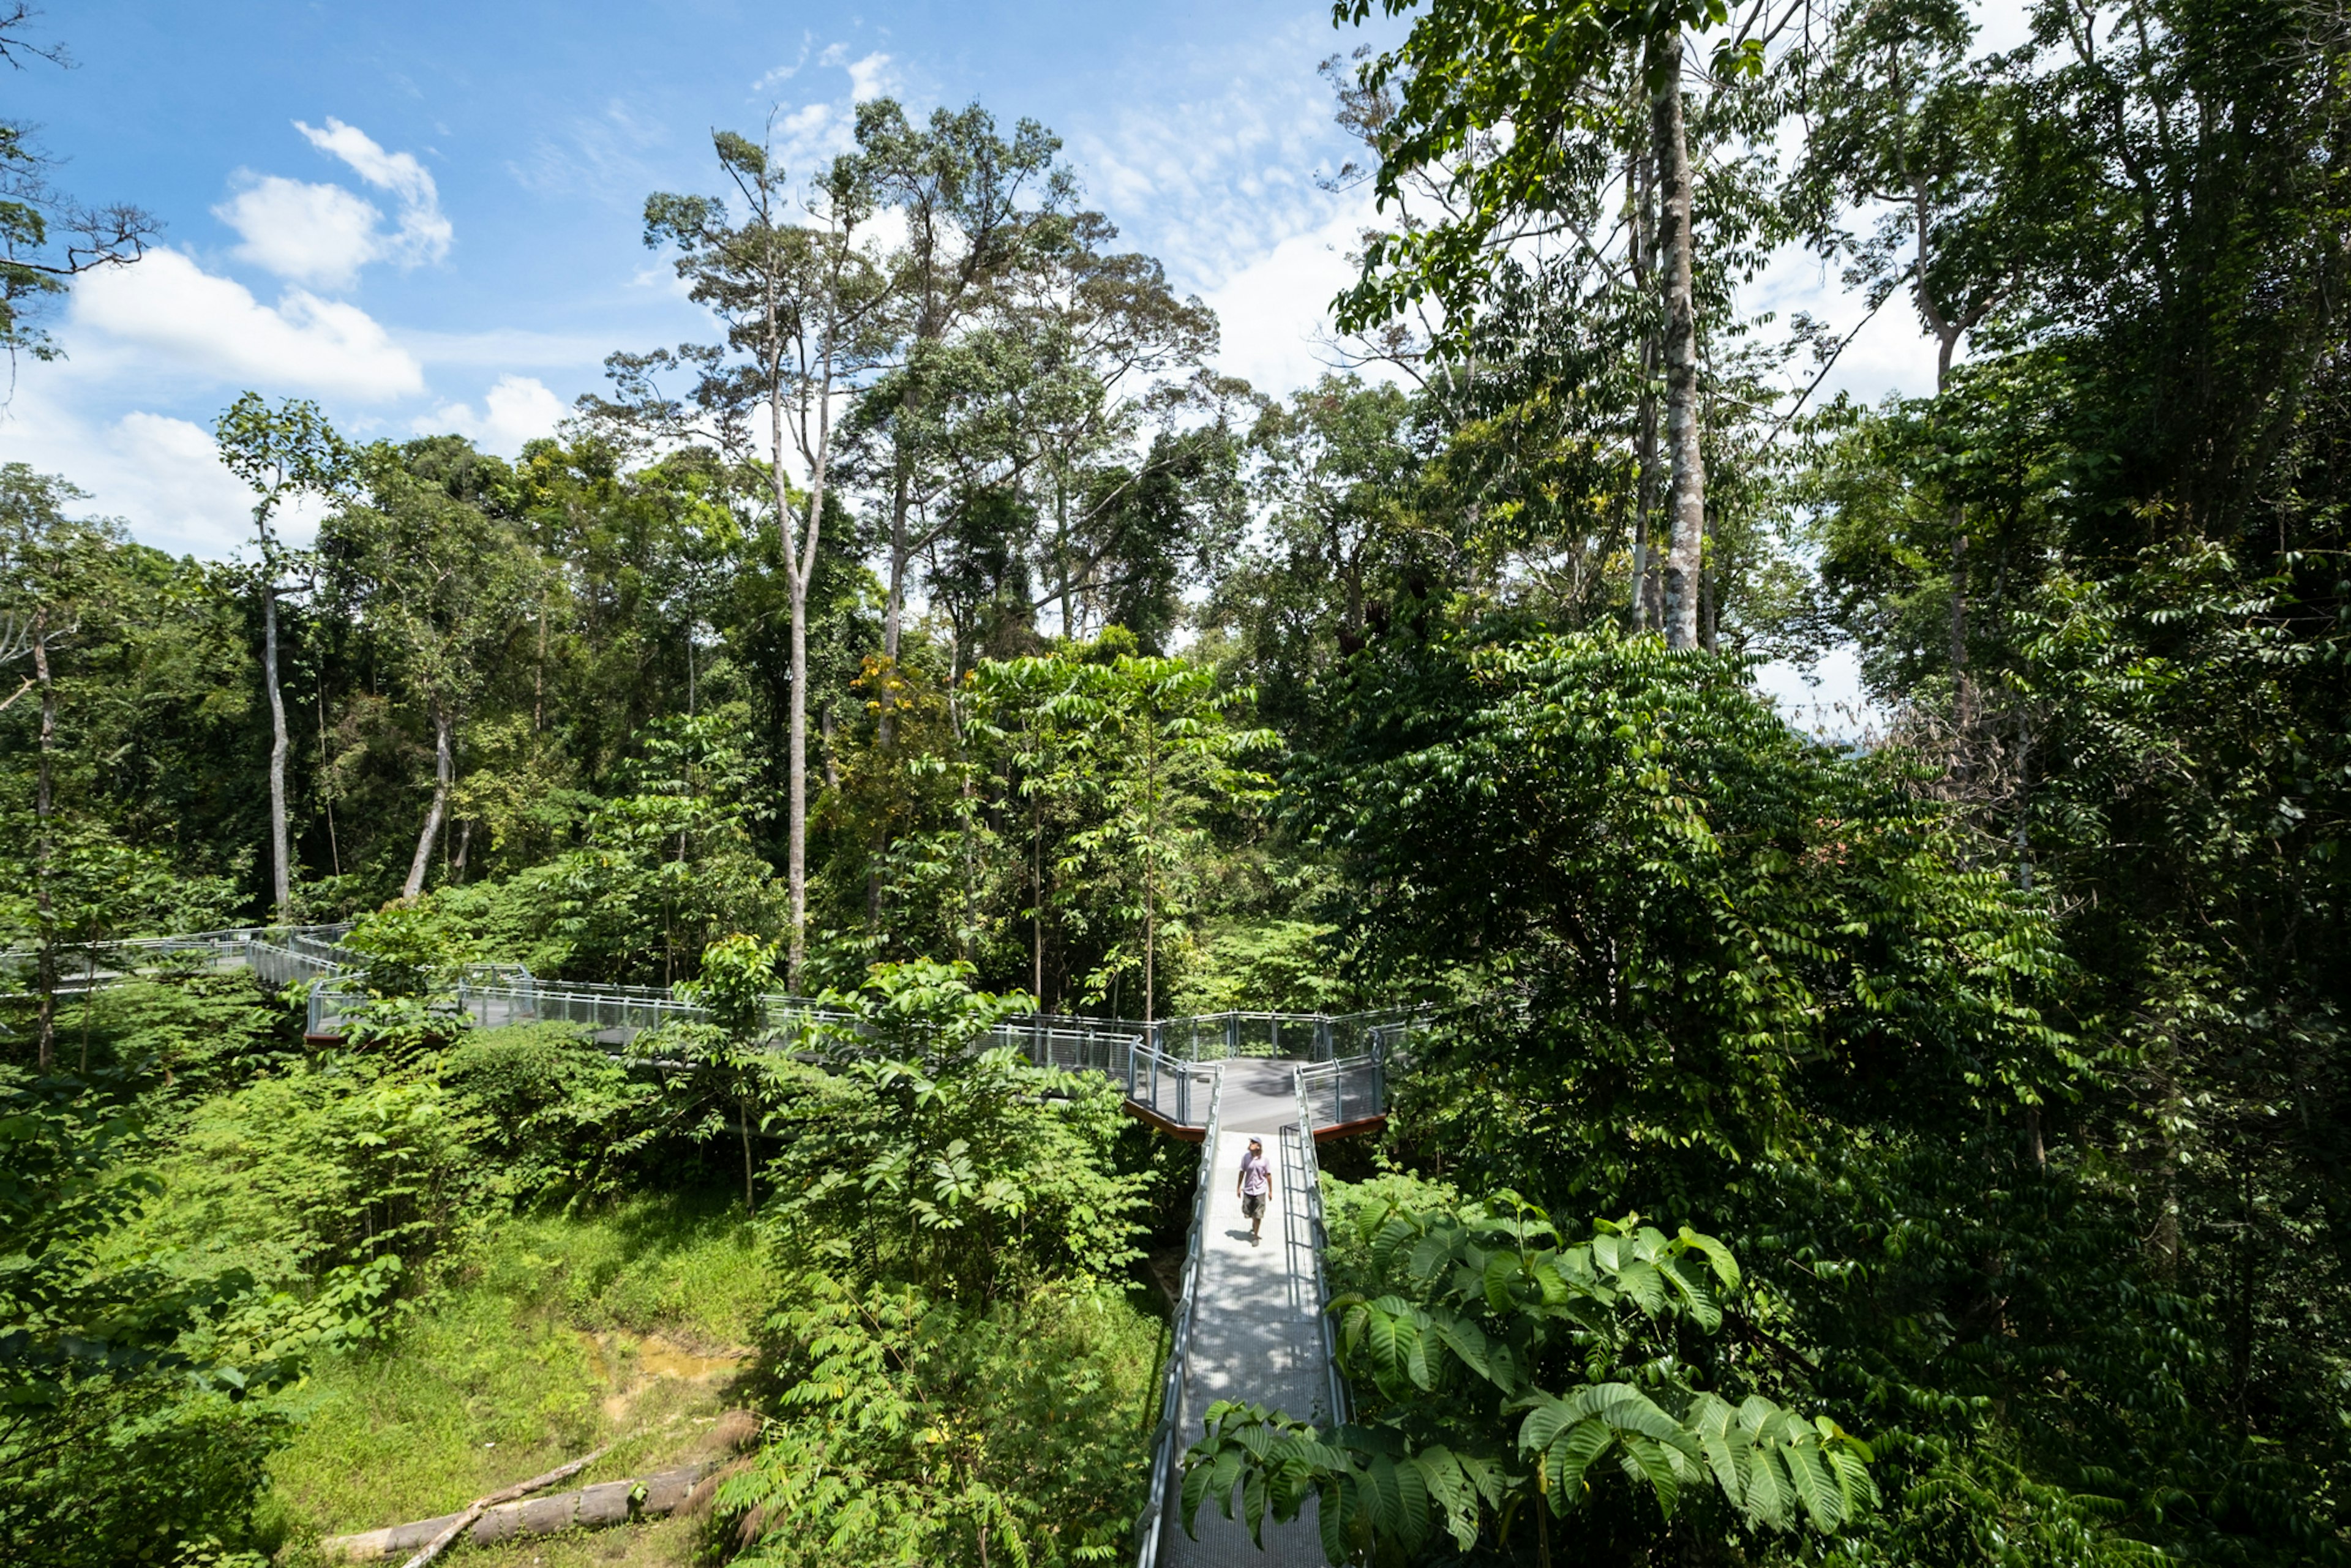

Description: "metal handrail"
0 923 351 962
1294 1067 1352 1434
1143 1005 1441 1064
1125 1040 1209 1128
1295 1045 1389 1131
1135 1069 1222 1567
33 937 1406 1126
10 931 1431 1065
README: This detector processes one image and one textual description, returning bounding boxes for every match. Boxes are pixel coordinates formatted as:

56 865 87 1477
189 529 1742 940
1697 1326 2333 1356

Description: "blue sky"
0 0 2032 721
4 0 1412 554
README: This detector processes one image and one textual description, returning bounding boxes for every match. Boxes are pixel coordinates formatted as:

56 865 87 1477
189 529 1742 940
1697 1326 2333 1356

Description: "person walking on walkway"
1237 1136 1272 1242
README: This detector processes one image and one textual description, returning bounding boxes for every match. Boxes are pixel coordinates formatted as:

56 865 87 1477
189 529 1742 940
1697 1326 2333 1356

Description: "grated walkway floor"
1158 1058 1331 1568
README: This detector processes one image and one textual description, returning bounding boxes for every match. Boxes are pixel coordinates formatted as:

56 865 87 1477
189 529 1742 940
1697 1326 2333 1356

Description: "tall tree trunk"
1914 175 1974 739
2012 710 2033 892
264 581 293 921
887 465 910 666
1629 147 1662 632
1649 33 1706 651
1142 708 1156 1029
779 415 827 991
32 615 56 1074
880 463 910 760
1633 380 1661 631
403 705 453 899
1056 484 1074 638
789 566 811 986
740 1093 756 1214
1033 790 1045 1003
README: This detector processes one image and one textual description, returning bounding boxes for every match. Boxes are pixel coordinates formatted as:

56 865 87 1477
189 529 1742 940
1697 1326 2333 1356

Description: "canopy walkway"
5 925 1405 1567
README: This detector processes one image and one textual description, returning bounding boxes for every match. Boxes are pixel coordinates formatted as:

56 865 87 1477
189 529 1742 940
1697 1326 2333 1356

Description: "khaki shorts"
1242 1192 1267 1220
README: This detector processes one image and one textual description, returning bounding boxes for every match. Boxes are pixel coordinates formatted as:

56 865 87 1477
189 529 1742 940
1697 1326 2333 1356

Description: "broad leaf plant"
1182 1195 1873 1563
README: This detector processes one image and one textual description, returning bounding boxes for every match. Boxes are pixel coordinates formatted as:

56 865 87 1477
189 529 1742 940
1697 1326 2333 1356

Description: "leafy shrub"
147 1056 486 1279
440 1023 661 1201
763 959 1147 1297
42 973 295 1091
710 959 1164 1565
0 1070 346 1567
1183 1188 1874 1562
714 1277 1158 1568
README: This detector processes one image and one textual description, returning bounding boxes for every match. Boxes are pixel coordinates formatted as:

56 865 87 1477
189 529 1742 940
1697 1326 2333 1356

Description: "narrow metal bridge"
6 926 1414 1567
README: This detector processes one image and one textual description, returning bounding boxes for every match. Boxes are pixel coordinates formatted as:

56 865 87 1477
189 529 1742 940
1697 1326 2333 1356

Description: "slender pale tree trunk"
1628 147 1662 632
32 615 56 1073
1141 705 1156 1029
1632 375 1661 631
786 520 812 985
740 1094 756 1214
1700 503 1718 653
403 705 453 898
1649 33 1706 651
778 381 829 990
263 577 293 921
1033 789 1044 1002
1056 482 1074 637
887 462 911 666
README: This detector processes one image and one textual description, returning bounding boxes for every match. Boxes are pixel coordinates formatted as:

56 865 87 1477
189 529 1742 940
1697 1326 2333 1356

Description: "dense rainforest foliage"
4 0 2349 1562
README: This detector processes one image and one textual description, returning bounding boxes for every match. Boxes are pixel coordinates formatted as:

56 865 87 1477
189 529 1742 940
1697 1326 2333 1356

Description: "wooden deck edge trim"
1311 1115 1388 1142
1120 1100 1209 1142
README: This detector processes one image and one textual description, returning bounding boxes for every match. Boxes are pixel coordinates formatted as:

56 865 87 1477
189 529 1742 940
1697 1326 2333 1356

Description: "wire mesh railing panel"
1292 1067 1352 1433
980 1022 1142 1076
39 938 1416 1133
1124 1043 1215 1129
1130 1005 1439 1063
249 940 348 990
1297 1049 1387 1132
1134 1071 1221 1567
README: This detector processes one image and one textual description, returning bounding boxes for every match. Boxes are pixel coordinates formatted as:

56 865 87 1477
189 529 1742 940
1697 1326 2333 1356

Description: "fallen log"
320 1460 712 1562
396 1448 610 1568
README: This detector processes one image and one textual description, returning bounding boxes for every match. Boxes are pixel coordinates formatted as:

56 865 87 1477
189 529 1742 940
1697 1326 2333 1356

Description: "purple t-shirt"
1239 1150 1272 1196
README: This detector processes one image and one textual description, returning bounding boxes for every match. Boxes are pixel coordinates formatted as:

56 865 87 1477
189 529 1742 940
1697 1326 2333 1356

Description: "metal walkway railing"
1294 1067 1352 1436
5 925 1406 1137
1135 1070 1223 1568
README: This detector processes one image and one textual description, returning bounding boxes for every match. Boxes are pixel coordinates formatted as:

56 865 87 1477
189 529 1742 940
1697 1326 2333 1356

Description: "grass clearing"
265 1192 766 1550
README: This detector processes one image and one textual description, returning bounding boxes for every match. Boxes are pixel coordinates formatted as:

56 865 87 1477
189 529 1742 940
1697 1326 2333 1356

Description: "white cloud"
506 97 670 206
1201 198 1378 396
842 51 894 103
213 120 450 288
215 174 384 290
753 34 814 92
762 49 902 171
70 248 426 400
0 392 326 558
415 374 567 456
294 117 452 268
1071 15 1359 299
